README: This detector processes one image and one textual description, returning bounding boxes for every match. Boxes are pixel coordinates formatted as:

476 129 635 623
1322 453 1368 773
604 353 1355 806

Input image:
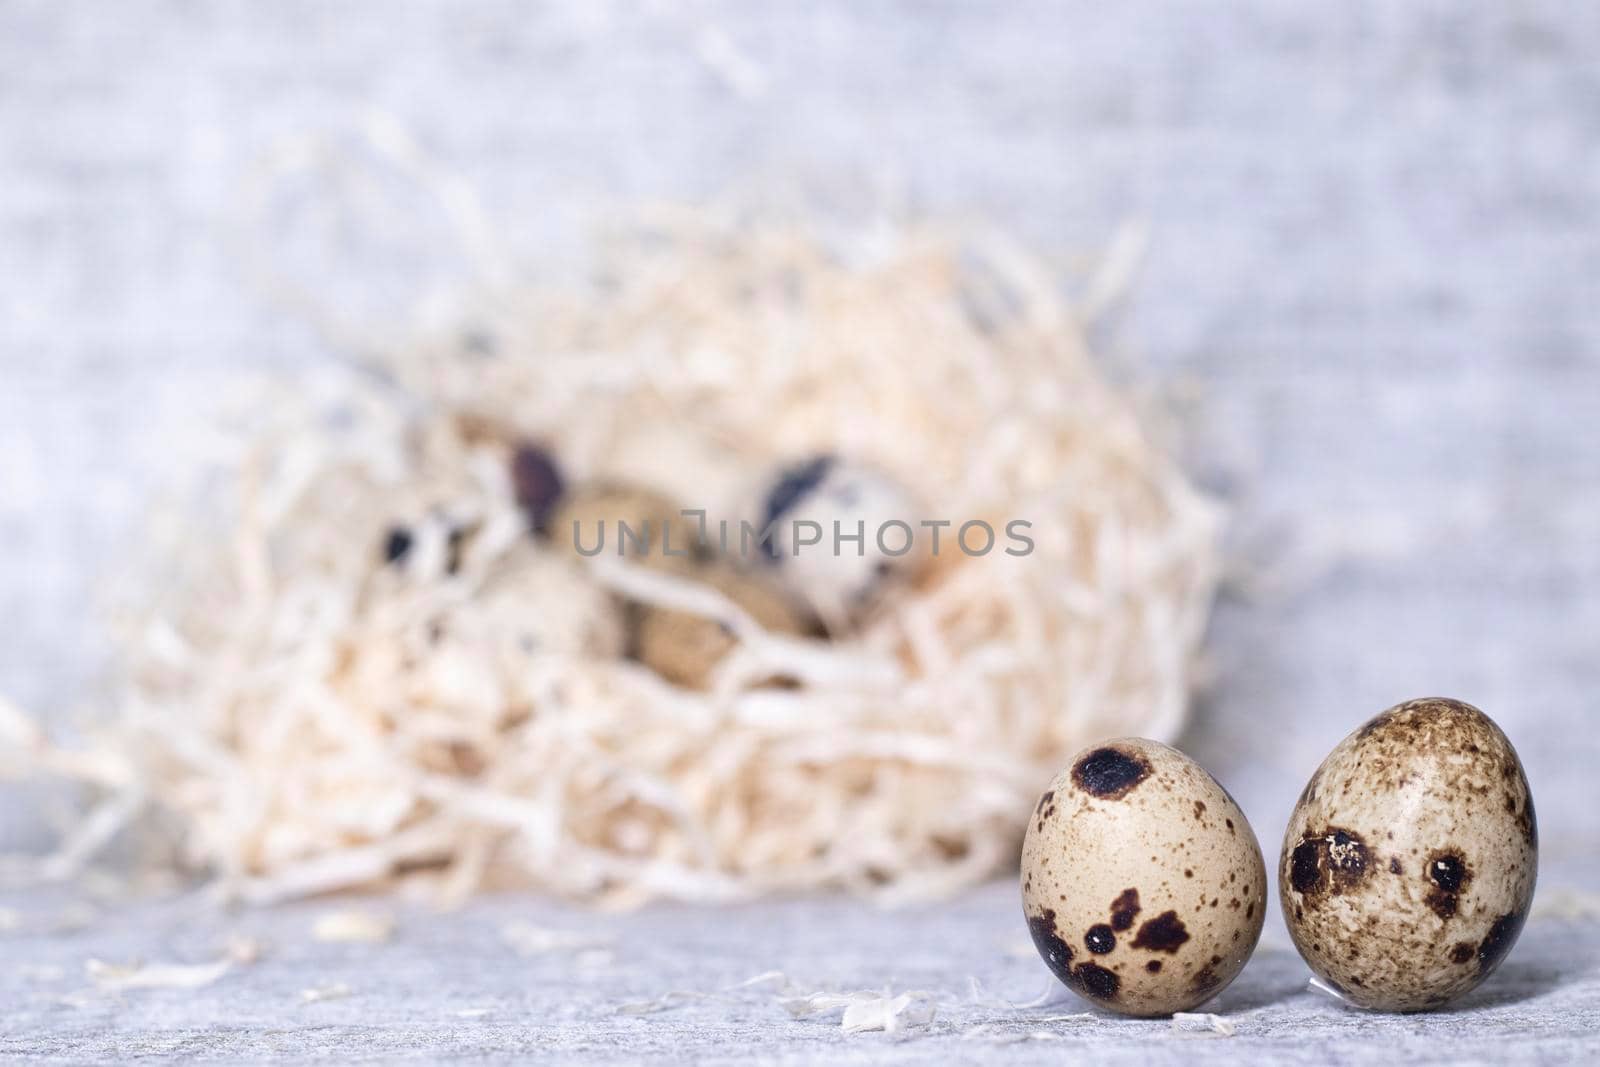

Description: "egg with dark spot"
1020 738 1267 1016
1280 697 1537 1012
756 455 927 629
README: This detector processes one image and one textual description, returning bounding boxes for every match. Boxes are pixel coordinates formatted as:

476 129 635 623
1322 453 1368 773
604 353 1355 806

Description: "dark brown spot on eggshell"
1288 827 1369 900
1109 888 1141 931
1428 853 1468 892
1424 851 1471 920
1131 910 1191 953
1084 924 1116 954
1071 746 1152 800
1450 942 1475 964
1146 960 1162 974
1289 840 1321 893
1026 910 1075 985
1192 964 1222 994
1477 911 1525 975
1073 962 1120 1000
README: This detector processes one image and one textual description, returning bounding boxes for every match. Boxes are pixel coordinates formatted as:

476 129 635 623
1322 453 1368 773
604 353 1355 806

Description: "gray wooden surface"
2 881 1599 1065
2 1 1599 1061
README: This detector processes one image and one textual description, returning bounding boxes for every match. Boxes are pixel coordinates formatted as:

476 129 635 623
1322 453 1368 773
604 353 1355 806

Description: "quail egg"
756 455 927 628
548 484 702 570
635 565 811 689
1021 738 1267 1016
1280 697 1537 1011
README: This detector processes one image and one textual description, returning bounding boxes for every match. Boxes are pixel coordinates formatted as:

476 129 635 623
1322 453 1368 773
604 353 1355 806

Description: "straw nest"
4 212 1221 908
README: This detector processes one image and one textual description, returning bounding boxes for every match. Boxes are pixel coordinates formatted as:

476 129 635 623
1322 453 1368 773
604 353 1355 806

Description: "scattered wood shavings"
1170 1012 1236 1038
86 957 232 992
313 910 395 943
301 982 353 1003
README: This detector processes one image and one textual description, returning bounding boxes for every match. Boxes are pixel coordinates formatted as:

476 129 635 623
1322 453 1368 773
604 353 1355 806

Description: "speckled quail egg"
756 455 927 629
476 547 626 661
635 565 811 689
548 484 703 571
1021 738 1267 1017
1280 697 1537 1012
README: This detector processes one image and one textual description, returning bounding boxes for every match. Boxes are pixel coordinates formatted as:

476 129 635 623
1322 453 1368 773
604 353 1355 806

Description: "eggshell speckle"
1280 697 1537 1012
1020 738 1267 1017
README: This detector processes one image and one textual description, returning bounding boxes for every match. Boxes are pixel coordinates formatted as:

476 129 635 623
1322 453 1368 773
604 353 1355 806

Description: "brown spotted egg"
1280 697 1537 1012
1020 739 1267 1016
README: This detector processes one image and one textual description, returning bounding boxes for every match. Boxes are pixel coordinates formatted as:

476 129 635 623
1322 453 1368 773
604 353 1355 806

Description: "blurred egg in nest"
756 455 927 628
344 545 625 735
1280 698 1537 1012
1021 739 1267 1016
548 484 702 571
474 546 626 662
634 565 812 690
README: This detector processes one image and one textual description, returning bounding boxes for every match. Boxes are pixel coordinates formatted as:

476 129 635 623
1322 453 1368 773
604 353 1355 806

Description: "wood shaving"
1308 977 1348 1003
312 909 395 943
86 957 232 992
616 990 712 1016
780 988 938 1034
2 201 1220 907
1170 1012 1236 1037
300 982 354 1003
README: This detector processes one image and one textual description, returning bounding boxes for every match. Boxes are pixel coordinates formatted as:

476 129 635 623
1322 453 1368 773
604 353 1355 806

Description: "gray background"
1 1 1597 1062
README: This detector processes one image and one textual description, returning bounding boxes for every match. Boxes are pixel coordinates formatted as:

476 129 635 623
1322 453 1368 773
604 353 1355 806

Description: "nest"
5 211 1221 908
